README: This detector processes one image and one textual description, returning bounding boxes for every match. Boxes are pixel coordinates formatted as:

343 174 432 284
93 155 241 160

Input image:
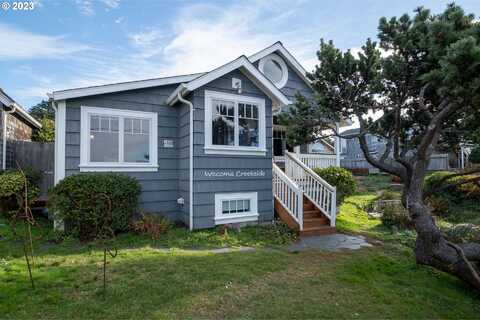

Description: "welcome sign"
202 169 266 178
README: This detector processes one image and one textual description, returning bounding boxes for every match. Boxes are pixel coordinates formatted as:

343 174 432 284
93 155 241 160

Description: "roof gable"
166 56 290 106
248 42 312 89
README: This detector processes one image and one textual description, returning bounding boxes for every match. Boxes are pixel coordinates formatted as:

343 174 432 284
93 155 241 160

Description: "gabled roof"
166 56 291 106
248 41 311 88
0 88 42 129
48 73 205 101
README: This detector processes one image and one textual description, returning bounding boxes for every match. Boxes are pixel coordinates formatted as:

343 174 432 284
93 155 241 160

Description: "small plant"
380 203 411 230
48 173 141 241
130 212 171 241
0 166 40 289
313 166 357 202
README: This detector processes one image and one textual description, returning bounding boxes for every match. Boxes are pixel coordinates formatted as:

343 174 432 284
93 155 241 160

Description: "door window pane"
124 117 150 163
212 100 235 146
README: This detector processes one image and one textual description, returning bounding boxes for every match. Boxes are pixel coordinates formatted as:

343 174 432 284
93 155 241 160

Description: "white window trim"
204 90 266 156
258 53 289 89
80 106 158 172
214 192 259 225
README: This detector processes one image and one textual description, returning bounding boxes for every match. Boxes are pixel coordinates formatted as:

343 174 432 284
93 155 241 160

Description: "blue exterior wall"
187 69 274 229
64 85 185 222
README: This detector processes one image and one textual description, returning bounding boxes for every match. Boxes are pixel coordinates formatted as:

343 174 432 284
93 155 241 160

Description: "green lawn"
1 176 479 319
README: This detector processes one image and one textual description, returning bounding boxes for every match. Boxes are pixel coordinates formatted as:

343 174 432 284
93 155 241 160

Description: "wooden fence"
6 141 54 196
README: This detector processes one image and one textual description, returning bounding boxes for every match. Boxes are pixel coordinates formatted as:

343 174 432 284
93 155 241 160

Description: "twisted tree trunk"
406 162 480 290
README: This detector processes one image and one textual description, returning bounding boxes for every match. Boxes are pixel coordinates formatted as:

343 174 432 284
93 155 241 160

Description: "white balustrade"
272 163 304 230
296 153 337 169
285 152 337 226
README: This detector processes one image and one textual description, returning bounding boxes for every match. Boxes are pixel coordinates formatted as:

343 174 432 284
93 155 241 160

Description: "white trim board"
166 56 291 107
54 100 66 184
49 73 205 101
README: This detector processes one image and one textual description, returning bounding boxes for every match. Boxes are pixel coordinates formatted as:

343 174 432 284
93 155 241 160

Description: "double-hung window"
205 90 266 156
80 106 158 172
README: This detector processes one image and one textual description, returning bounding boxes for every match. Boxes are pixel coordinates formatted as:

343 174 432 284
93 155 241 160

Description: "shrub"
469 145 480 164
0 169 39 227
48 173 141 241
440 223 480 243
424 171 480 219
313 166 356 202
130 212 171 241
380 203 412 230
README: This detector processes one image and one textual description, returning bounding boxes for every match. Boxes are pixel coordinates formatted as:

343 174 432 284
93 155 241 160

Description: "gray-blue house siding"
52 42 317 230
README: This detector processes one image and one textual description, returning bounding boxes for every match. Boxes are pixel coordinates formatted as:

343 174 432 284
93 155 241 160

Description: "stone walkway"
287 233 373 252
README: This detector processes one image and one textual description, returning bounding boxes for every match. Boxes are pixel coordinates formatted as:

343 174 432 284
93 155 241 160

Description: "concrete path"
287 233 372 252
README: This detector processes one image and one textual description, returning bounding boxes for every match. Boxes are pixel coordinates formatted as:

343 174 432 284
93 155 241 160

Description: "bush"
424 171 480 218
380 203 411 230
440 223 480 243
469 145 480 164
0 169 39 225
130 212 171 241
313 166 356 202
48 173 141 241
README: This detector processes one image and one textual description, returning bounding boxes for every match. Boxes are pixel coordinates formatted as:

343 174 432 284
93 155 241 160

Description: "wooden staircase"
301 196 336 236
273 152 337 237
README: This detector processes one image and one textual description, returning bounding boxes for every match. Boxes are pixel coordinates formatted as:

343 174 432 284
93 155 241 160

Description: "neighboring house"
48 42 342 232
340 128 451 171
0 89 42 170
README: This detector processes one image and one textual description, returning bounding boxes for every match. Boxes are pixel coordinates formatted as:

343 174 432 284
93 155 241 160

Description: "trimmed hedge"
48 173 141 241
313 166 356 202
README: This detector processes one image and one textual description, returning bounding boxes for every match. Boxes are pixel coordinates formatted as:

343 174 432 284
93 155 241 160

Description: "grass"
1 173 479 319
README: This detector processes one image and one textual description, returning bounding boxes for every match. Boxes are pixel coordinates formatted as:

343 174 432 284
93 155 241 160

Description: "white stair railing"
273 163 304 230
285 151 337 226
296 153 337 169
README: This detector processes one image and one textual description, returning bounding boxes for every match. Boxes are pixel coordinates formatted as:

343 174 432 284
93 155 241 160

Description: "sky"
1 0 480 109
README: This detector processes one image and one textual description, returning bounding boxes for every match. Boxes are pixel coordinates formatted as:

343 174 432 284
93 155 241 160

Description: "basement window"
214 192 259 225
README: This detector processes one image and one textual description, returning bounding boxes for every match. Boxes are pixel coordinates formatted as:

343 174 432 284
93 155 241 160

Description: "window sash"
211 99 260 148
80 106 157 170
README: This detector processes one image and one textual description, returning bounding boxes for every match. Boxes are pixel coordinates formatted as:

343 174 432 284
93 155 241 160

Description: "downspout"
177 91 194 230
2 105 16 170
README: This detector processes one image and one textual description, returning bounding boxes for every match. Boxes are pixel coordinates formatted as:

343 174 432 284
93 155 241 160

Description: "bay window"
205 90 266 156
80 106 158 172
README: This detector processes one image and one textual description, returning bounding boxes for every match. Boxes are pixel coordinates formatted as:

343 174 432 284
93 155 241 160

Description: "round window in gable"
258 53 288 89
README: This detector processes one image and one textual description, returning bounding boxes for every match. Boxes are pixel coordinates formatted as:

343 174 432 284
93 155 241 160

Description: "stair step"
303 217 329 228
300 226 336 236
303 209 321 217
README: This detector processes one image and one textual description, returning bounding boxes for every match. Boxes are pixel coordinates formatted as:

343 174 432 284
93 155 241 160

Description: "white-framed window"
258 53 289 89
204 90 266 156
214 192 259 225
80 106 158 172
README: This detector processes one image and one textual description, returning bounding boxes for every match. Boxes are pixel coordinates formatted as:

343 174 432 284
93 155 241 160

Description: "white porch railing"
296 153 337 169
273 163 304 230
285 151 337 226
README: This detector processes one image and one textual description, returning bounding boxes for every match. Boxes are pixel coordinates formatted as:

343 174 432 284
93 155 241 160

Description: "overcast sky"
1 0 479 108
